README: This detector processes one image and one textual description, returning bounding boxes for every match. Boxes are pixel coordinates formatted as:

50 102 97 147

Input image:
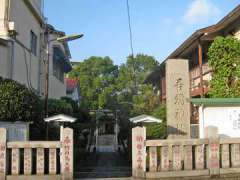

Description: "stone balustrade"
0 127 73 180
132 126 240 179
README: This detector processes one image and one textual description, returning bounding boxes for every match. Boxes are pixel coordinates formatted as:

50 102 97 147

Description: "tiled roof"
65 78 79 94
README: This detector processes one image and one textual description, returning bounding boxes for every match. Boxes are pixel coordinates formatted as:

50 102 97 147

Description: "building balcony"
160 63 212 100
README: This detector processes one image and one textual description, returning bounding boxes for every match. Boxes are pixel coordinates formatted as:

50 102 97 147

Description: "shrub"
0 78 42 122
48 99 73 116
208 36 240 97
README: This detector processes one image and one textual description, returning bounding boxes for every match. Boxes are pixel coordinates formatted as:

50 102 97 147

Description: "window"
30 31 37 55
53 47 65 82
53 59 64 82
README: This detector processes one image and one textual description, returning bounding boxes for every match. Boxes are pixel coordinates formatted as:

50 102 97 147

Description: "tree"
117 54 159 115
69 56 118 110
208 36 240 97
146 104 167 139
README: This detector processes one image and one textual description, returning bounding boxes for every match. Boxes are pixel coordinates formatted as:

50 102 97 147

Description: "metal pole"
115 110 118 150
45 34 50 140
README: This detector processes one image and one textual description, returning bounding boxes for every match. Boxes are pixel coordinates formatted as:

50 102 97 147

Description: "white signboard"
199 106 240 138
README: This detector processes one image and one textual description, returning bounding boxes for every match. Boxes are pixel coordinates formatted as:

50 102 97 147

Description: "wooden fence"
132 126 240 179
0 127 73 180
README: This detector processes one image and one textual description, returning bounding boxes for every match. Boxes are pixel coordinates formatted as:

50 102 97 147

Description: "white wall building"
0 0 71 99
191 98 240 138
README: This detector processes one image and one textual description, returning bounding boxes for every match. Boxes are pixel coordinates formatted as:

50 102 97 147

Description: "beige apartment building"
0 0 71 99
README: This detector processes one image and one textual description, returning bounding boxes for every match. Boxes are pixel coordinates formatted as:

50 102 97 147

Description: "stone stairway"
97 134 116 152
98 134 115 145
75 152 131 179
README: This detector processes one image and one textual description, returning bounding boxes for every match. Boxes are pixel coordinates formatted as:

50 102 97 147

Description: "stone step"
75 171 132 179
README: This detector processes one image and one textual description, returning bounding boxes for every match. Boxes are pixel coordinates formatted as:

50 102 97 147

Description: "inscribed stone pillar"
173 146 182 170
36 148 44 175
149 147 157 172
166 59 190 139
11 148 20 175
49 148 57 174
132 126 146 178
231 144 240 167
0 128 6 178
221 144 230 168
24 148 32 175
61 128 73 179
161 146 169 171
195 145 204 170
184 145 192 170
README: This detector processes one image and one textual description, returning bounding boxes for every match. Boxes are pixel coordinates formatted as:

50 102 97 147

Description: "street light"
44 33 83 139
44 34 84 118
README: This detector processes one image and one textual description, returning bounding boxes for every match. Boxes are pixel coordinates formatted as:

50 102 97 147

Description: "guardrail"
132 126 240 179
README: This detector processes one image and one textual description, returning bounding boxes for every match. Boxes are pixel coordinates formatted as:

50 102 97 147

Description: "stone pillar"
184 145 192 170
11 148 20 175
166 59 190 139
132 126 146 178
49 148 57 174
195 145 204 170
205 126 220 176
231 144 240 167
61 128 73 179
173 146 182 170
0 128 6 179
149 147 157 172
36 148 44 175
221 144 230 168
24 148 32 175
161 146 169 171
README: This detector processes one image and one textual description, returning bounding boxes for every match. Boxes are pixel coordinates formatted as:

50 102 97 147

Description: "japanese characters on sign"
174 78 186 135
0 144 5 173
150 147 157 171
24 149 31 174
161 146 169 171
136 135 144 170
195 145 204 169
49 149 56 174
209 143 219 168
63 136 71 172
166 59 190 139
37 148 44 174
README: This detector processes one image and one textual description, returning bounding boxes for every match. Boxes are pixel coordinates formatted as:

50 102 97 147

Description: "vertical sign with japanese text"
61 128 73 179
166 59 190 139
132 126 146 178
0 128 6 178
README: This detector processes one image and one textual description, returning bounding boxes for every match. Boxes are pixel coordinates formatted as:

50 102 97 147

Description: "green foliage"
146 105 167 139
208 36 240 97
69 56 118 109
48 99 73 116
132 84 160 115
0 78 42 122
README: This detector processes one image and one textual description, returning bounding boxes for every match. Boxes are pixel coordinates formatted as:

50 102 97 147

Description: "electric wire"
126 0 134 58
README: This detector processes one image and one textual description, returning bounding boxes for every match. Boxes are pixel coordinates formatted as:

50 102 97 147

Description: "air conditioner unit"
8 21 18 36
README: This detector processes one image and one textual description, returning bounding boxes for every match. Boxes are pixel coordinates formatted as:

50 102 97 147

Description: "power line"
126 0 134 58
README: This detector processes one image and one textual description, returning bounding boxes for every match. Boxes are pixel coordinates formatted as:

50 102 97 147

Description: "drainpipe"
7 0 15 79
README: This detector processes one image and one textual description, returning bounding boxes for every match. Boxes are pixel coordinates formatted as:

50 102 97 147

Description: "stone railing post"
132 126 146 178
205 126 220 176
61 127 73 179
0 128 6 179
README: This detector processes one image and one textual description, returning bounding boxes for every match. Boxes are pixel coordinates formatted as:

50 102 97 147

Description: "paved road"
75 152 131 179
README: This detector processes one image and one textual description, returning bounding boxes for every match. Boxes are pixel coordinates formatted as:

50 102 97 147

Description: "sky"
44 0 240 65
